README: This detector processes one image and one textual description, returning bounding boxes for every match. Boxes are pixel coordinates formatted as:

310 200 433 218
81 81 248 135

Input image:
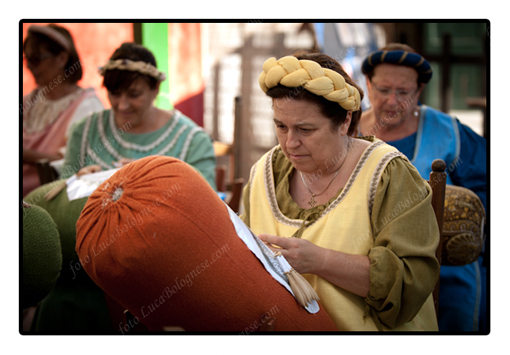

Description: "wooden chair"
428 159 487 321
216 165 244 214
35 159 60 185
427 159 447 317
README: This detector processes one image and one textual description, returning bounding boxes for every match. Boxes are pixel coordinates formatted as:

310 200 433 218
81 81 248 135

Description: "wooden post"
441 34 452 114
233 96 242 181
429 159 446 317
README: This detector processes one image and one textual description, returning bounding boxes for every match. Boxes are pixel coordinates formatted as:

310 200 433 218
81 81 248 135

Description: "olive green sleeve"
365 157 440 328
239 177 251 227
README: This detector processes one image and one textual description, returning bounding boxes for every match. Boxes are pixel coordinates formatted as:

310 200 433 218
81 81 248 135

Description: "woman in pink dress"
22 24 104 197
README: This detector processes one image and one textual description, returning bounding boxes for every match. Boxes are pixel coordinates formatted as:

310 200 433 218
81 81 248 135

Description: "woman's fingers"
113 158 136 167
77 165 102 176
258 234 322 274
258 234 289 249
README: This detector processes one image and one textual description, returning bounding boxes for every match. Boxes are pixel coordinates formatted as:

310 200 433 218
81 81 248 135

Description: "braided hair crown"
259 56 361 112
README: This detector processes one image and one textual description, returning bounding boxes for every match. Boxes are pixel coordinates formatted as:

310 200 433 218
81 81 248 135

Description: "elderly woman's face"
273 98 349 174
366 64 423 127
108 77 159 132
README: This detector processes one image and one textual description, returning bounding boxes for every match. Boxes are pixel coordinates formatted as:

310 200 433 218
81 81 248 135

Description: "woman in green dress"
25 42 216 333
61 42 216 189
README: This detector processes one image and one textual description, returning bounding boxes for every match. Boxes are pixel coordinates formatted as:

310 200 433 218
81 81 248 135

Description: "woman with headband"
22 24 104 197
242 50 440 331
25 42 215 333
60 42 216 189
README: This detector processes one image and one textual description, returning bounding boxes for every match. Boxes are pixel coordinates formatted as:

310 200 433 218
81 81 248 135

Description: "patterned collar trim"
80 109 196 170
107 109 178 151
263 140 385 228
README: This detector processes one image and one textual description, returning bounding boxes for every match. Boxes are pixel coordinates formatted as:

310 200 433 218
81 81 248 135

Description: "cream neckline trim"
263 140 385 228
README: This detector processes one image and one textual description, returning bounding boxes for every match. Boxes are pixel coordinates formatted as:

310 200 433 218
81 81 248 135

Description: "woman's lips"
290 154 307 160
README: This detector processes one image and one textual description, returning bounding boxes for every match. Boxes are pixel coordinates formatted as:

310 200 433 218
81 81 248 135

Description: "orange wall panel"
168 23 204 125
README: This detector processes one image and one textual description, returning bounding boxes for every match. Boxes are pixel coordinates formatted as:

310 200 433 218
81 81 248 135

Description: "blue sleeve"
449 119 487 211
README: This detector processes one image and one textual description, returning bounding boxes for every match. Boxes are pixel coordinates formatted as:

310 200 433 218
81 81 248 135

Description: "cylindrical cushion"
22 204 62 308
76 156 338 332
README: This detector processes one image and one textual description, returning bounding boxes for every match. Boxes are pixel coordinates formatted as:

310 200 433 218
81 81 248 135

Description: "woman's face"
273 98 350 175
24 42 65 87
366 63 423 128
108 77 159 131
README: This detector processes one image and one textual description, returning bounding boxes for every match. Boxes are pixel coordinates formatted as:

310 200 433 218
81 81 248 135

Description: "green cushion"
24 182 112 333
24 181 89 279
22 204 62 308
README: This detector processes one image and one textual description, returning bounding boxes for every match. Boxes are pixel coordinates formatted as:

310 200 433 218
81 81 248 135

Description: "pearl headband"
98 59 166 82
259 56 361 111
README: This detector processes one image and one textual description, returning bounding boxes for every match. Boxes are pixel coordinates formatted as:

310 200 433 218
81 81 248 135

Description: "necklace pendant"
308 194 316 208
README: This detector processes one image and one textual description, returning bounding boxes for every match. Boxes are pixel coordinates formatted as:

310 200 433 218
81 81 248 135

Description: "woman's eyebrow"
273 118 315 127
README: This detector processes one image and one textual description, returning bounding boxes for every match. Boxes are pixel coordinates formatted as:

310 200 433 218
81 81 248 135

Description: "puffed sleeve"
365 157 440 328
60 116 88 179
182 130 217 191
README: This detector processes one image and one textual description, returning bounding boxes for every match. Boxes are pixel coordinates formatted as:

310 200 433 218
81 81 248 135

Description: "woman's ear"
341 111 352 136
365 76 372 90
151 82 161 102
416 82 426 97
56 52 69 69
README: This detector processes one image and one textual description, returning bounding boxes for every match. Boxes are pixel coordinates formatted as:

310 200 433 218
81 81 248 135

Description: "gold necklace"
299 138 351 208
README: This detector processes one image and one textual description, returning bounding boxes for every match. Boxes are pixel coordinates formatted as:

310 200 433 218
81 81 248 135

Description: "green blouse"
61 109 217 190
240 137 440 329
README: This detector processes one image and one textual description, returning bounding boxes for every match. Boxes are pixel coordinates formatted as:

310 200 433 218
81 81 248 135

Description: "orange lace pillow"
75 156 337 332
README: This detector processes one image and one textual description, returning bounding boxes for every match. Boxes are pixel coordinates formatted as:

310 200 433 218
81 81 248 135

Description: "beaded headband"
361 50 433 83
28 25 72 52
98 59 167 82
259 56 361 112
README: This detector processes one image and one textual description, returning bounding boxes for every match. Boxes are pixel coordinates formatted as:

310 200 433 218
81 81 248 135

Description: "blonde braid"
259 56 361 111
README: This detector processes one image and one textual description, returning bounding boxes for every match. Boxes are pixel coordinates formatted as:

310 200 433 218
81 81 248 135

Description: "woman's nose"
118 95 129 110
286 130 301 149
385 92 399 106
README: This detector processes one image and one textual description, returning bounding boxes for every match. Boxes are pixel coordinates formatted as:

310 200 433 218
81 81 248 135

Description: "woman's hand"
258 233 371 298
77 165 102 176
113 158 136 168
258 234 327 274
23 147 63 164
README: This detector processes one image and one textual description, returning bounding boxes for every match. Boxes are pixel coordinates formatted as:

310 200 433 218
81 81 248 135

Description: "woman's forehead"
372 63 419 87
274 98 319 114
109 76 152 94
273 98 328 125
